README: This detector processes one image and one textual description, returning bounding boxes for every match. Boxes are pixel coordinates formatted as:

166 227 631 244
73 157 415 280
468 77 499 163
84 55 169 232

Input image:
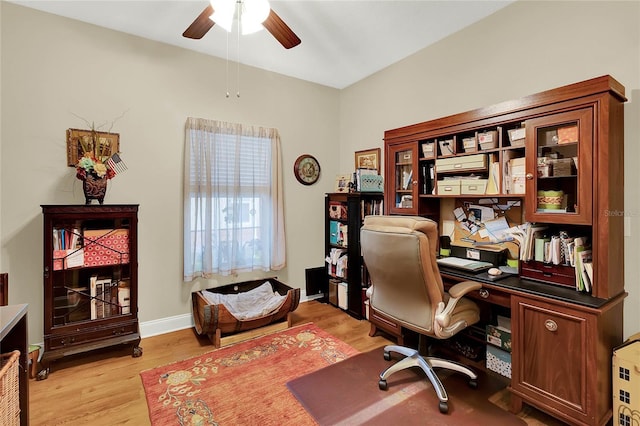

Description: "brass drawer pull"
478 289 490 299
544 319 558 332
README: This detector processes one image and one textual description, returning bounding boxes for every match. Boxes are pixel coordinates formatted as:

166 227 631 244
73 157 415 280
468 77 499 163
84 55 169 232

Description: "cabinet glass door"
525 108 593 224
387 143 418 215
48 218 132 328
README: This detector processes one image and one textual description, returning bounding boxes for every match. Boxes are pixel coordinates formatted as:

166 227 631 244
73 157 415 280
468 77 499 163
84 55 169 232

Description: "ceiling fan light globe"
241 0 270 34
210 0 235 32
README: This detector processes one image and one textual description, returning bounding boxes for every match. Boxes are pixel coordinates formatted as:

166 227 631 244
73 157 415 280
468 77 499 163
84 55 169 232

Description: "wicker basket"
1 351 20 426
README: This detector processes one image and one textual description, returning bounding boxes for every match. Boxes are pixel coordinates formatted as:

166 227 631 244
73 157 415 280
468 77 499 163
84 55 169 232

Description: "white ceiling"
9 0 514 89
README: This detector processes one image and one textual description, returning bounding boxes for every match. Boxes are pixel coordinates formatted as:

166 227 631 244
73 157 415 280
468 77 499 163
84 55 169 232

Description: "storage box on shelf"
478 130 498 150
421 141 436 159
486 344 512 378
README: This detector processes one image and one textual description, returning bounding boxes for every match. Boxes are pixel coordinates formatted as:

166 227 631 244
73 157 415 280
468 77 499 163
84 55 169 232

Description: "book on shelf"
361 199 384 219
53 227 84 270
90 276 118 319
118 279 131 315
90 275 98 319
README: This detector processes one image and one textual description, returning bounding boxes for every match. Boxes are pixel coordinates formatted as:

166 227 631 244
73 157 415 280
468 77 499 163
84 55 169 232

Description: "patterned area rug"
140 323 358 425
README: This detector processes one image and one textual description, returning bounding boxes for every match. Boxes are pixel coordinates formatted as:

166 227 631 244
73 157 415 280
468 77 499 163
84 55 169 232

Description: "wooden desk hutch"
380 75 626 426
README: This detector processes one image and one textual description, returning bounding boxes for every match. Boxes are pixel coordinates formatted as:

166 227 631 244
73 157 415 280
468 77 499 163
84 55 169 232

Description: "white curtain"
183 117 286 281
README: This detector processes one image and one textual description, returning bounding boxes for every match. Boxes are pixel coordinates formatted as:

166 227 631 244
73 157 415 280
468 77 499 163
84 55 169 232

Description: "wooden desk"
1 304 29 425
439 267 624 426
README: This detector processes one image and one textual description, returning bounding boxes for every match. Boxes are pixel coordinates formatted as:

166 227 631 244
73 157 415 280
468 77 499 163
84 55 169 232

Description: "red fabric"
140 324 358 425
83 229 129 267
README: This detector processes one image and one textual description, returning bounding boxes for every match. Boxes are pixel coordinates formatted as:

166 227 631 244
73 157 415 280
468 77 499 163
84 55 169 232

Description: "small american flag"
106 153 128 175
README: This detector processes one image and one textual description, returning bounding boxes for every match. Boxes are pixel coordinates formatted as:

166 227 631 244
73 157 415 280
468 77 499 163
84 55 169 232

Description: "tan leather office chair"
361 215 482 413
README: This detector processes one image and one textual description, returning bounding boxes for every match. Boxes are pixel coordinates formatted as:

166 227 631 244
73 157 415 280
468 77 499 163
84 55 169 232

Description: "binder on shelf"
422 163 435 195
485 160 500 195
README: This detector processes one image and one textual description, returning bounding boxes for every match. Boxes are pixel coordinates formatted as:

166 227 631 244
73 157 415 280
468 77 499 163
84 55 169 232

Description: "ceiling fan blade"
262 9 301 49
183 5 215 39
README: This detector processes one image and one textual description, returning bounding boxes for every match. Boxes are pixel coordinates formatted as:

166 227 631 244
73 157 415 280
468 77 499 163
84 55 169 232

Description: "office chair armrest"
434 280 482 338
448 280 482 299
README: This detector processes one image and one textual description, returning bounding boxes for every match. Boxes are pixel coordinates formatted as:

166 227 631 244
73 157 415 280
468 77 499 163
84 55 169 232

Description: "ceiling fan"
182 0 301 49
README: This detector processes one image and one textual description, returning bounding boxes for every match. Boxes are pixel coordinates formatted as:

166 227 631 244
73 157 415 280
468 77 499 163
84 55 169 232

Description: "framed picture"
354 148 380 172
334 174 352 193
66 128 120 167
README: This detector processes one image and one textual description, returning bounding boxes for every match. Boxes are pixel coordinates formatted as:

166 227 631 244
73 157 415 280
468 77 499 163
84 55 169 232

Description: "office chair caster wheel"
378 379 388 390
468 378 478 389
439 401 449 414
383 351 391 361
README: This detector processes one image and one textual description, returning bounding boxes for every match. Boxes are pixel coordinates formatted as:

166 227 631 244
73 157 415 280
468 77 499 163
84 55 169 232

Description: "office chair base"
380 345 477 414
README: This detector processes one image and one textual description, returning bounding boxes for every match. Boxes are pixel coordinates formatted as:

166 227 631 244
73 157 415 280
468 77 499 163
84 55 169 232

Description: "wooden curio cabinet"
386 142 419 215
525 108 593 225
40 204 141 378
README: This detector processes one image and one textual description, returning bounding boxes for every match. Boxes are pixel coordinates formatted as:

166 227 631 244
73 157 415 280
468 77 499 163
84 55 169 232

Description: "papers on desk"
437 256 493 272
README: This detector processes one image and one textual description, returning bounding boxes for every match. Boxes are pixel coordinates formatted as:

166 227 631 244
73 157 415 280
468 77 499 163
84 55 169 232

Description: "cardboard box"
557 125 578 144
328 202 347 220
328 279 338 306
83 229 129 267
436 154 487 173
487 323 512 352
486 344 511 378
437 179 461 195
460 179 487 195
421 142 436 158
478 131 498 150
337 282 348 310
53 248 84 270
508 128 526 147
438 139 455 156
462 137 477 153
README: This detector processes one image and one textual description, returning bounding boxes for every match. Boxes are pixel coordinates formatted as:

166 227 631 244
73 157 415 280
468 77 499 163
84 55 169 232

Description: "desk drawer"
46 322 138 351
520 260 575 288
471 287 511 308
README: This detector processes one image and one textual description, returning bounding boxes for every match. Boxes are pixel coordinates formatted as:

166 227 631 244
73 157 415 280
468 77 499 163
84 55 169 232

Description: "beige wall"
2 1 639 344
0 3 340 342
340 0 640 338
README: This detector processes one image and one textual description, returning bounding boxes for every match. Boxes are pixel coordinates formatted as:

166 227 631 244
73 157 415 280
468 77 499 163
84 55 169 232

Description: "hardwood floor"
28 300 391 425
29 300 559 425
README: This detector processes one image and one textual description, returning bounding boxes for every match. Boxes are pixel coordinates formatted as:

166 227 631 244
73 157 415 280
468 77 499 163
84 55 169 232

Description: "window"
183 118 285 280
619 366 630 381
619 389 630 404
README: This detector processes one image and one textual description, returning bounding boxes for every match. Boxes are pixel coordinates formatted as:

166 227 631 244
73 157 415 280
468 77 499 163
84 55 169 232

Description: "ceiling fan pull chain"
225 31 230 98
236 0 241 98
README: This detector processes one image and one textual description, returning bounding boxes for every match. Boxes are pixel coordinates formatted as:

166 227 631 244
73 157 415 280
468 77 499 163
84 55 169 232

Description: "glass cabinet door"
387 142 418 215
47 217 132 329
525 108 593 224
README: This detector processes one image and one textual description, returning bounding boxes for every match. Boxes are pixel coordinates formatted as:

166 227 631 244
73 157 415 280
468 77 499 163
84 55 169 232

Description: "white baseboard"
139 291 323 338
140 313 194 338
